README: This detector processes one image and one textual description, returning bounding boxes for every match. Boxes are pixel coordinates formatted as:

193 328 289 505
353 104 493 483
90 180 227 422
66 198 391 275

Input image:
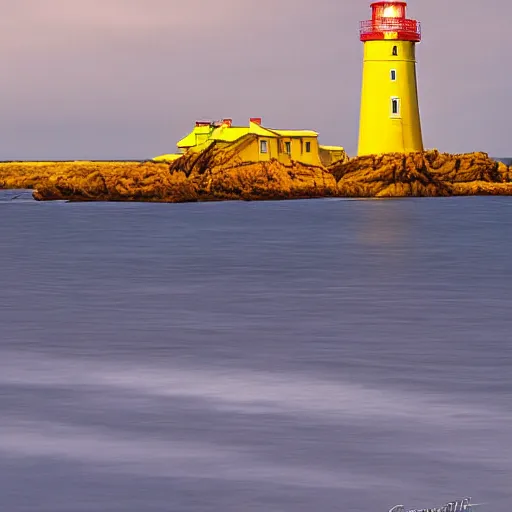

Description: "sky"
0 0 510 160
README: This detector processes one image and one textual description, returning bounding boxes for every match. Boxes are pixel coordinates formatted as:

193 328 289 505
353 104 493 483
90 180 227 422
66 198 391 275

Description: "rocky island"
1 147 511 202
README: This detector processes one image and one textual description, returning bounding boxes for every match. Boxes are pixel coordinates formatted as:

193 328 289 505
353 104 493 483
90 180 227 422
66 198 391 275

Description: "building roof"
248 121 280 138
177 125 212 148
210 126 251 142
272 129 319 137
319 145 345 151
209 122 281 141
175 119 318 151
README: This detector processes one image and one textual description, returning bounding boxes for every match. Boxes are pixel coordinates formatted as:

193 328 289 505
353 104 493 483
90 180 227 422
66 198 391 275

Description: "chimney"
250 117 262 126
195 120 211 127
222 118 233 127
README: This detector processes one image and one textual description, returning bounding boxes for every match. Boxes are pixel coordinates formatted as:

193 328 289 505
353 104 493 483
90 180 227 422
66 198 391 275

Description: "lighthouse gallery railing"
359 18 421 42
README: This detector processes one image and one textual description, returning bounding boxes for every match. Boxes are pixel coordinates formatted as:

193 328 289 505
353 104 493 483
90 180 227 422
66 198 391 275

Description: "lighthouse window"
392 46 398 56
260 140 268 153
391 97 401 117
390 69 397 81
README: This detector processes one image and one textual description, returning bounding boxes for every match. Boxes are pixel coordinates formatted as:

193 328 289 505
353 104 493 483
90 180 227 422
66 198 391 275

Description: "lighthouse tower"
357 2 423 156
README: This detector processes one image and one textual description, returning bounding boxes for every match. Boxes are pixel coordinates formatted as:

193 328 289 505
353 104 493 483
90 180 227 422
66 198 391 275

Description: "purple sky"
1 0 510 159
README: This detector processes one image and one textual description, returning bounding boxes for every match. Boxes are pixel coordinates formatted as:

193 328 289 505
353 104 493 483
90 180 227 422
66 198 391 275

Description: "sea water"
0 192 510 512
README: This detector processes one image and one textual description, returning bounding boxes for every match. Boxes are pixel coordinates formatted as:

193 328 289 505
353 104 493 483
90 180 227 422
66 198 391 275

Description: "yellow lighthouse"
357 2 423 156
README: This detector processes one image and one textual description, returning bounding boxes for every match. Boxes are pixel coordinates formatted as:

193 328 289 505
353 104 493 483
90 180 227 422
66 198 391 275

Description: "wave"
1 350 510 429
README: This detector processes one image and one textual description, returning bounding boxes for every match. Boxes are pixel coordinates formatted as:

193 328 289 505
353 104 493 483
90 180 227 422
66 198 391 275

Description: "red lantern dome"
359 2 421 42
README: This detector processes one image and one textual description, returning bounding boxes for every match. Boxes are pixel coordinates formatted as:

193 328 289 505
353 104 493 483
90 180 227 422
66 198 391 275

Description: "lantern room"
371 1 406 19
359 1 421 42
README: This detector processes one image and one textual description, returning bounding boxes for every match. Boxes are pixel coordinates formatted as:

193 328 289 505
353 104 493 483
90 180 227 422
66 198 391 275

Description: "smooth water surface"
0 192 511 512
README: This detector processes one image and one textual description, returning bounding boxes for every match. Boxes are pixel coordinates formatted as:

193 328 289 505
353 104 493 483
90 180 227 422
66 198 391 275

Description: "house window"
390 69 396 81
285 141 291 154
392 46 398 56
391 97 401 117
260 140 268 154
305 141 311 153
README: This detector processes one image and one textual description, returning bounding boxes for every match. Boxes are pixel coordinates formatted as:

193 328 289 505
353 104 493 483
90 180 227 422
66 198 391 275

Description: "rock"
1 148 512 202
329 150 512 197
329 152 452 197
0 162 61 190
31 144 338 202
31 162 190 202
